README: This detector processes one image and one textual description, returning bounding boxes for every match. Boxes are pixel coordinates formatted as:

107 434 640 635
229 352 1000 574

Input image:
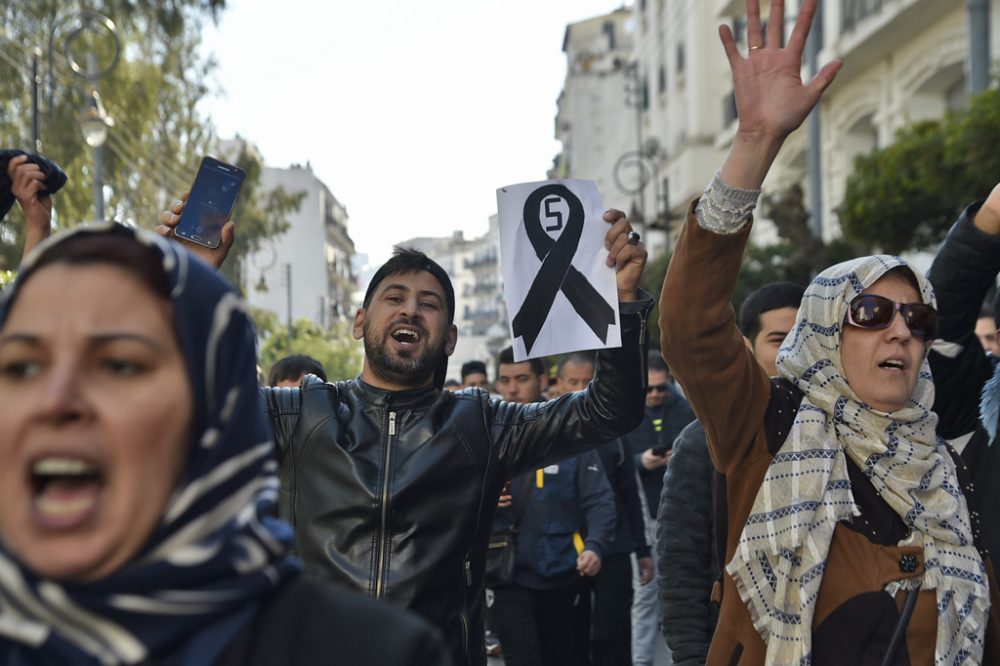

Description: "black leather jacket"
262 297 651 666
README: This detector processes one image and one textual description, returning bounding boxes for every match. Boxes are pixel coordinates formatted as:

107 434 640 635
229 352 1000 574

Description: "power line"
0 38 206 190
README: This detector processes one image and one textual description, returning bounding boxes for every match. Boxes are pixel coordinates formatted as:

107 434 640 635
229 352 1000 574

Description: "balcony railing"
841 0 884 33
472 281 497 294
462 308 500 322
464 253 498 269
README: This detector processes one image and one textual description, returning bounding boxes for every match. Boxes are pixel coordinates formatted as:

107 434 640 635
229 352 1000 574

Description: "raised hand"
718 0 842 189
973 182 1000 236
8 155 53 260
155 192 235 269
603 209 647 302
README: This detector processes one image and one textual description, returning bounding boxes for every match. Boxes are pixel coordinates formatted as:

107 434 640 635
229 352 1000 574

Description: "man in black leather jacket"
157 203 651 666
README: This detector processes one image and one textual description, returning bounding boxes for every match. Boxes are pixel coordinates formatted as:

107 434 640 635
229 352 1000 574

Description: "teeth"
37 496 96 516
393 328 419 342
881 360 904 369
33 458 97 476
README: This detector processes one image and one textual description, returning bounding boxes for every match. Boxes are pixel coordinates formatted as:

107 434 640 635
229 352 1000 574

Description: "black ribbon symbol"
512 184 616 356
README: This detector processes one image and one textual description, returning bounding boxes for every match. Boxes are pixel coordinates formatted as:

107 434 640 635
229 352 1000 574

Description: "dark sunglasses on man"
646 383 670 394
845 294 938 340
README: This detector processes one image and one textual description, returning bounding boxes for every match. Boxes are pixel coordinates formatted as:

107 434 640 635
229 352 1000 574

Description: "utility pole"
624 61 647 229
967 0 990 95
285 263 293 346
806 3 824 239
30 48 41 152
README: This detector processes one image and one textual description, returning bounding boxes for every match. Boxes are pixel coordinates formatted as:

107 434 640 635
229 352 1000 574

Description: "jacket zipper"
459 559 471 660
638 315 648 379
374 410 396 599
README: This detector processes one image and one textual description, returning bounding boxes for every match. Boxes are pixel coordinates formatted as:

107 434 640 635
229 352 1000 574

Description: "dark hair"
738 281 806 341
881 266 922 294
557 351 595 377
496 345 545 377
980 303 1000 330
647 349 668 374
28 231 171 301
460 360 488 380
444 378 460 389
268 354 327 386
363 246 455 325
992 292 1000 329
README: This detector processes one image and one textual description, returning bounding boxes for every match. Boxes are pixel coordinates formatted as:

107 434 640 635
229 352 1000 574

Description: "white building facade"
398 217 509 384
555 0 999 253
243 163 356 330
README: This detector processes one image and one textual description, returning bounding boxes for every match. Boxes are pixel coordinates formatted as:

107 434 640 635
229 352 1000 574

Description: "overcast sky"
199 0 628 267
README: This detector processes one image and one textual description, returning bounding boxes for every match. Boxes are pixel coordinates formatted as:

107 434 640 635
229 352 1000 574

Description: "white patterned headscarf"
0 223 300 665
727 255 989 665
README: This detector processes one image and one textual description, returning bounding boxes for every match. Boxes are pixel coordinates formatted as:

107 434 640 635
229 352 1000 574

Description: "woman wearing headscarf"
0 222 451 665
659 1 1000 663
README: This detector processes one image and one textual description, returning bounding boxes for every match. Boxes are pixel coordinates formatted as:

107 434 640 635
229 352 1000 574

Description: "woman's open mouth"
30 457 103 529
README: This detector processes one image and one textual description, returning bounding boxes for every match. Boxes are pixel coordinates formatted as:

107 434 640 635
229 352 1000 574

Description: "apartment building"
555 0 998 250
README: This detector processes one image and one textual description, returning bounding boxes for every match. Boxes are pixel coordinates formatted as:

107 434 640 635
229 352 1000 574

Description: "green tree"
839 120 962 254
0 4 302 292
0 1 226 269
258 318 363 383
840 85 1000 253
949 85 1000 202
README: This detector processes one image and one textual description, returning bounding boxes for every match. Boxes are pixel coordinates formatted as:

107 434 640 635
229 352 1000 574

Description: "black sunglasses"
646 383 669 394
845 294 938 340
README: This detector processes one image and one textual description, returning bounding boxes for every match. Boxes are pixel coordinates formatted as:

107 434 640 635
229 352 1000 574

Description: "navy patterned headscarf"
0 223 300 664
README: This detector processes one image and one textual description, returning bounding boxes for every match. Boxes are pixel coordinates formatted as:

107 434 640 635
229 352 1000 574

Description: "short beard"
363 318 444 389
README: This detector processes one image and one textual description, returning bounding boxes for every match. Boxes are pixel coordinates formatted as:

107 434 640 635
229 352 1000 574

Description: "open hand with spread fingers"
718 0 843 189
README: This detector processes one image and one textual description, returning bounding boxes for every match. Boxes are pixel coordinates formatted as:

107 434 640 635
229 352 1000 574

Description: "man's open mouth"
391 328 421 345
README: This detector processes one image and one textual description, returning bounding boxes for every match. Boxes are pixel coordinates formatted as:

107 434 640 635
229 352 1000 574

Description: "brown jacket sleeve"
659 202 772 474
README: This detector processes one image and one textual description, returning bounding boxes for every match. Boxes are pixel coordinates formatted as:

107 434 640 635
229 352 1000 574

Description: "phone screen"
175 157 246 249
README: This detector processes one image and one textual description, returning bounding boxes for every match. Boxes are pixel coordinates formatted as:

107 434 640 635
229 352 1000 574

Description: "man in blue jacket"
490 346 616 666
557 352 653 666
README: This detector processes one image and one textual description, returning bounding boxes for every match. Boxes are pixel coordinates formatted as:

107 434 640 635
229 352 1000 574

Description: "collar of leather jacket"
350 377 444 409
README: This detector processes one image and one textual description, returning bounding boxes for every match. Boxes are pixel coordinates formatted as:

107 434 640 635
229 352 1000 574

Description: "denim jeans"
631 518 672 666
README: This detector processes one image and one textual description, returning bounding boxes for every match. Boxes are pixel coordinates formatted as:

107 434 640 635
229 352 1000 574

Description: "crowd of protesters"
4 0 1000 664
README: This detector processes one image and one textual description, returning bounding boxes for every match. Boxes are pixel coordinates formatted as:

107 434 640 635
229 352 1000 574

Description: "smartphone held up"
174 156 246 249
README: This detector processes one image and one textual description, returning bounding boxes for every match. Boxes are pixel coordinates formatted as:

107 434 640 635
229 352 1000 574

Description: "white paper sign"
497 179 621 362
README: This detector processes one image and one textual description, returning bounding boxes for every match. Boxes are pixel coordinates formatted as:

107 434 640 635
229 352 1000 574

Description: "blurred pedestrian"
268 353 327 387
461 360 491 390
628 351 694 666
0 223 450 665
490 347 615 666
558 352 653 666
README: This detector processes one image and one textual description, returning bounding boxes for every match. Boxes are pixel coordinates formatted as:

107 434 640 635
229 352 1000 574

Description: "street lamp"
60 11 120 222
78 89 114 147
613 138 665 235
